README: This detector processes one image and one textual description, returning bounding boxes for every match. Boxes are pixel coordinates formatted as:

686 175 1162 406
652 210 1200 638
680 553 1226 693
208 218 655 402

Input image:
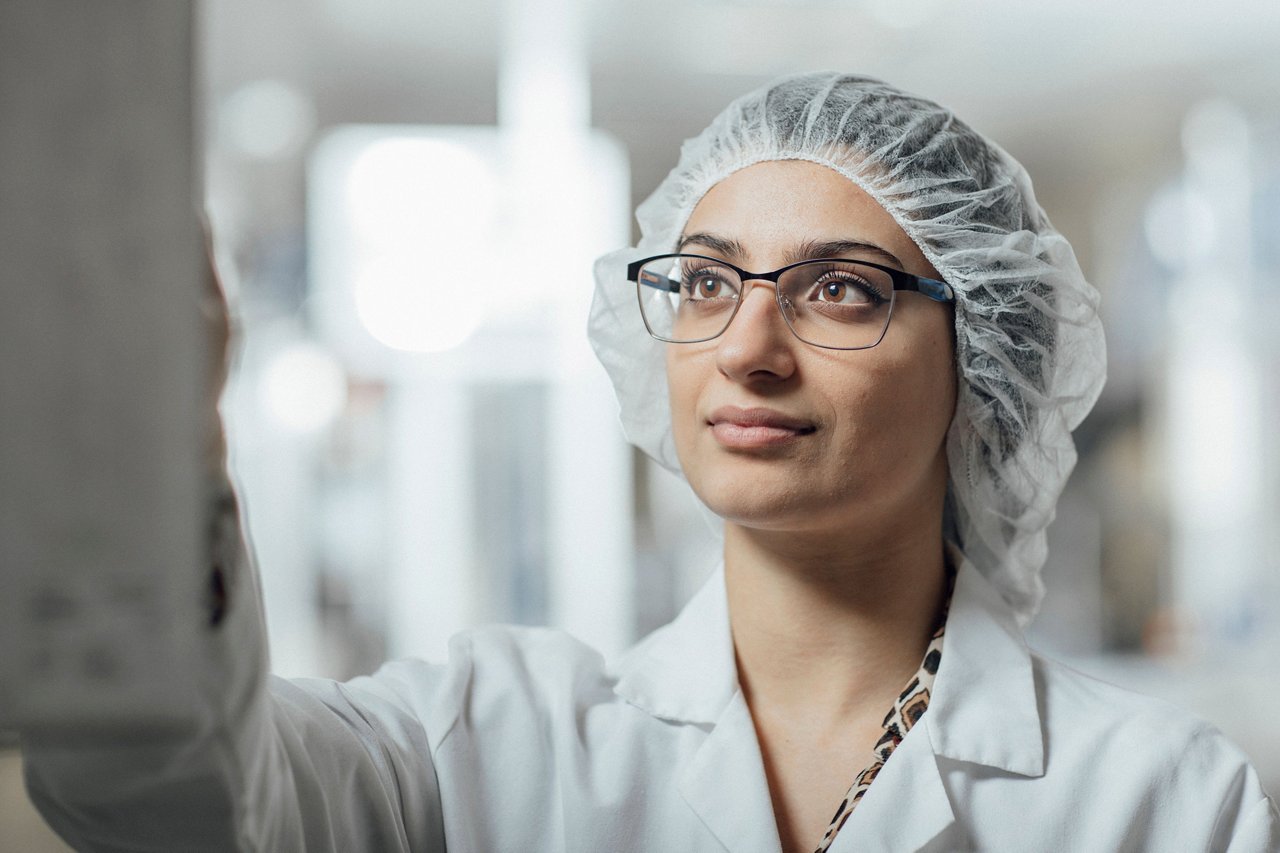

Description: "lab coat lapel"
924 556 1045 777
678 690 784 853
611 564 737 725
825 553 1045 853
612 567 783 852
826 719 955 853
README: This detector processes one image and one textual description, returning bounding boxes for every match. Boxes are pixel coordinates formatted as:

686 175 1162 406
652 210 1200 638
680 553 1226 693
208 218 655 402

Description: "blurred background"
5 0 1280 847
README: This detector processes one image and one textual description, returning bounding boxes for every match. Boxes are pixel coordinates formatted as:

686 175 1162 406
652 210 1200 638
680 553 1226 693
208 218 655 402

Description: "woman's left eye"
816 278 872 304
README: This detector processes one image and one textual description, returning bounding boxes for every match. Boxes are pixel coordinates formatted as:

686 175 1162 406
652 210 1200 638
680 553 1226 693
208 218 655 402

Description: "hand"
201 228 233 476
200 228 239 628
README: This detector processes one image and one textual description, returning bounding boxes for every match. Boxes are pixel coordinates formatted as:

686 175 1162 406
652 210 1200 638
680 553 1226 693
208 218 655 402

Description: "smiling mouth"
706 406 817 449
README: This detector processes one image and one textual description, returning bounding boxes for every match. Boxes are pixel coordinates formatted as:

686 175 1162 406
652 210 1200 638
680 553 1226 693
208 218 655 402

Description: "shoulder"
936 649 1276 849
1029 651 1243 763
1023 652 1276 848
352 625 619 745
448 623 616 705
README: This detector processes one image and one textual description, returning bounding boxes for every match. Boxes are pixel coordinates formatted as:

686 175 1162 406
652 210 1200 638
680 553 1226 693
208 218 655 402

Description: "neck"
725 516 949 729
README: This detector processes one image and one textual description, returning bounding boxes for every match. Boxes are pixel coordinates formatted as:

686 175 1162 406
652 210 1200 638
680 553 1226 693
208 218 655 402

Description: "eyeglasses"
627 253 954 350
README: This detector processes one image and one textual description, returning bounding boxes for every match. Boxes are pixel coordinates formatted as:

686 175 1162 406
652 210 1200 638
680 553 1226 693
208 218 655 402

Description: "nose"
714 280 798 385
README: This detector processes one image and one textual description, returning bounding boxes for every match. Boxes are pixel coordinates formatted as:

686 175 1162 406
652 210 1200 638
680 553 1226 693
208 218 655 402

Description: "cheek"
888 335 956 448
665 346 699 453
827 332 955 460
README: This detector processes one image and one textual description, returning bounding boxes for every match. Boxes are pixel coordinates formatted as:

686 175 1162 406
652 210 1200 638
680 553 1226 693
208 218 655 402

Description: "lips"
707 406 817 449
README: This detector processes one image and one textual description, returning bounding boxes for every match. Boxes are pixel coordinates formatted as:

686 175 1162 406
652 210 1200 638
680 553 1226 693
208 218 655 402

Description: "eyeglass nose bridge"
723 275 798 330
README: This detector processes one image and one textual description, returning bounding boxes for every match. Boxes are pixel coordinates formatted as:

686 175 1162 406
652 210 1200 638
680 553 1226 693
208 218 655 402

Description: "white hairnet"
588 72 1106 627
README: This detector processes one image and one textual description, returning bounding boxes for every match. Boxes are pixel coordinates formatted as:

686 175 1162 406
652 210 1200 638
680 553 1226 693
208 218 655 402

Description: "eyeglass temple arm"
897 276 955 303
635 268 681 294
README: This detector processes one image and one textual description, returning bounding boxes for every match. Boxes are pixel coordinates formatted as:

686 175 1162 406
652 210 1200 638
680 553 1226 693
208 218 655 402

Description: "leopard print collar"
813 567 955 853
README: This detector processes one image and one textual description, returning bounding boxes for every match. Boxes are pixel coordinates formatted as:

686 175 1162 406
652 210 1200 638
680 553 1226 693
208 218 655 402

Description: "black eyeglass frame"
626 253 956 350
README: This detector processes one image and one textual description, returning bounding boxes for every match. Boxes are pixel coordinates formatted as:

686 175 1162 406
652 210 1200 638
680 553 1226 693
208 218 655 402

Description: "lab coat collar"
925 551 1045 777
613 566 783 850
611 551 1046 777
612 564 738 725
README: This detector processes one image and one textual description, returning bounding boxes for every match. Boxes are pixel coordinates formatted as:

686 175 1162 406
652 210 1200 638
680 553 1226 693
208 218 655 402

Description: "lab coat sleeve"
1177 717 1280 853
1225 793 1280 852
20 483 448 852
1143 714 1280 852
1196 720 1280 852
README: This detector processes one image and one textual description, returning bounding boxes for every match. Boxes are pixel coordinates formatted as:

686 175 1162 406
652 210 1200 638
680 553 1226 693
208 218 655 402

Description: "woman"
24 73 1277 851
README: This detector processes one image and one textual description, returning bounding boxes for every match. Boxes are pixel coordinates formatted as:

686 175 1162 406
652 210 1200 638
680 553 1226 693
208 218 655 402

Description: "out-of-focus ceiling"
203 0 1280 268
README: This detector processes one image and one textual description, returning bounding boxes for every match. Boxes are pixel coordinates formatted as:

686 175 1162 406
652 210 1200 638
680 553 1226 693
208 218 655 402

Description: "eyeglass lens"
636 255 896 349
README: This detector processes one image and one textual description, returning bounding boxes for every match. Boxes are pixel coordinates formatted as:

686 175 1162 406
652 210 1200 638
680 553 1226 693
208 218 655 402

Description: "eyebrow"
677 232 908 271
677 232 746 259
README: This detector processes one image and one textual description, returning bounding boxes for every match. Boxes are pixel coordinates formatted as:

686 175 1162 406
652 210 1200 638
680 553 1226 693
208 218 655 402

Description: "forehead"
682 160 931 274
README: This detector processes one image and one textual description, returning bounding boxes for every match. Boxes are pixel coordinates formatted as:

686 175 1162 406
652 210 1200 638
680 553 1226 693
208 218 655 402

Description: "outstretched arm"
19 241 446 852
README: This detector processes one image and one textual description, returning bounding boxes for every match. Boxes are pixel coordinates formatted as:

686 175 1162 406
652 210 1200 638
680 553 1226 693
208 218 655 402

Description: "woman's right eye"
682 271 733 300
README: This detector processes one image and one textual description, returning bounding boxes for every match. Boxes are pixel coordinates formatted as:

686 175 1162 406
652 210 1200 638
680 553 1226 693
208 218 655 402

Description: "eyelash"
810 269 889 305
680 266 731 292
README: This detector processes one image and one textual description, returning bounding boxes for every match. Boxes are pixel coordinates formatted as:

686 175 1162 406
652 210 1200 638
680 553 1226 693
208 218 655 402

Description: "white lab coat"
23 549 1279 852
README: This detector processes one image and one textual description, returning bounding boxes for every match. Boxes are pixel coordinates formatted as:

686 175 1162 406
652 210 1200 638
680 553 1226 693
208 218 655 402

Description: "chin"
688 468 816 530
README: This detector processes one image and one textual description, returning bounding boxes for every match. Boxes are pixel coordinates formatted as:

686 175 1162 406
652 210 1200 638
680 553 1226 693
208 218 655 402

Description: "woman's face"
665 160 957 536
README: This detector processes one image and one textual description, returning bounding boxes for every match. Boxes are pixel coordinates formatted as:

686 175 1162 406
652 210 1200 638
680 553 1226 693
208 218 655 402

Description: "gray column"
0 0 206 732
